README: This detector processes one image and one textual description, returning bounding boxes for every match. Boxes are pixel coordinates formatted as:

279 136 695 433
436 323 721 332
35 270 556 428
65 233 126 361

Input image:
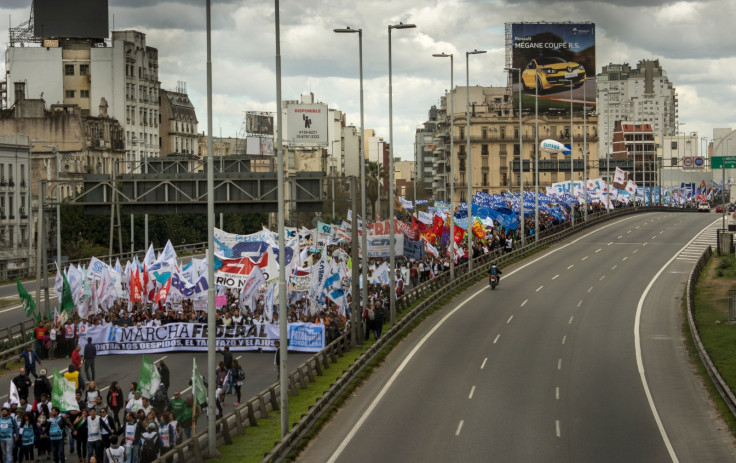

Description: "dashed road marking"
595 248 602 253
468 386 475 399
557 358 562 370
456 420 464 436
556 420 561 437
507 315 514 324
493 335 500 344
611 265 617 270
599 275 605 281
577 300 582 308
480 358 487 369
536 286 544 292
520 299 527 307
567 265 574 270
587 287 593 293
568 316 574 325
552 274 559 280
581 256 588 261
562 336 567 345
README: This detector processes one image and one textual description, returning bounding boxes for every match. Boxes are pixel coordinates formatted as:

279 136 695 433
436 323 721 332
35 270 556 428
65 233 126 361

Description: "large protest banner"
86 322 324 354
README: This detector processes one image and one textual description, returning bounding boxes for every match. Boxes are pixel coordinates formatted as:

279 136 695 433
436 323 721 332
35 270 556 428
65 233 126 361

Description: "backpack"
139 433 159 461
234 367 245 382
367 308 376 321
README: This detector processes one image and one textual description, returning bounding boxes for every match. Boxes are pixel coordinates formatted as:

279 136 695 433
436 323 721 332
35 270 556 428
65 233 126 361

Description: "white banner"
86 322 324 354
367 234 404 258
286 103 328 145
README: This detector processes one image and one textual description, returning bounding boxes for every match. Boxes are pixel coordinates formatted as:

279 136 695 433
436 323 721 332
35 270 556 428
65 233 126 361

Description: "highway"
299 212 736 462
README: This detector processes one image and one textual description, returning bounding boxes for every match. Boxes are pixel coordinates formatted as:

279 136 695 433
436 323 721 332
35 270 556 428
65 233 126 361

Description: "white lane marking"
577 300 582 308
469 386 475 399
608 242 613 246
561 336 567 345
627 230 632 234
536 286 544 292
618 235 623 239
581 256 588 261
633 219 719 463
568 316 574 325
520 299 528 307
236 356 242 360
636 226 640 229
595 248 602 253
493 335 501 344
643 242 649 246
623 257 628 261
0 305 21 314
599 275 606 281
507 315 514 324
567 265 574 270
633 249 639 253
557 358 562 370
556 387 560 400
587 287 593 293
480 358 487 370
327 214 644 462
652 236 657 240
556 420 561 437
660 231 664 234
552 274 559 280
456 420 464 436
612 265 617 270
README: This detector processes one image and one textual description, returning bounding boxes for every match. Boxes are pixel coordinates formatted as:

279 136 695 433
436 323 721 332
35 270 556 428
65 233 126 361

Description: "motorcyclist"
488 261 502 285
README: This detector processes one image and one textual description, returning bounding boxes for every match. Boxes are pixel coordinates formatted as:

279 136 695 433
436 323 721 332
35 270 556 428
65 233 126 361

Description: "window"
65 90 75 98
482 128 487 139
80 90 90 98
79 64 89 76
459 127 465 139
671 141 678 150
64 64 74 75
482 173 488 186
481 144 489 156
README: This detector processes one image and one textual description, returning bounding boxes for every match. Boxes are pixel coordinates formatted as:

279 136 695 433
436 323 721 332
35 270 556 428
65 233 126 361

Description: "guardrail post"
233 408 245 436
246 401 258 426
220 418 233 445
297 368 307 389
268 386 279 411
313 357 324 376
305 363 316 383
288 373 299 396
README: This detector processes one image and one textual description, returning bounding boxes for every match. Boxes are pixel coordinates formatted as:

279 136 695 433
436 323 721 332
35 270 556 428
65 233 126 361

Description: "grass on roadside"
688 253 736 435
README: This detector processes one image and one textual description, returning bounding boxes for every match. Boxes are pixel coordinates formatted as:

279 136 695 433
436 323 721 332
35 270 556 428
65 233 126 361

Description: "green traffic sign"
711 156 736 169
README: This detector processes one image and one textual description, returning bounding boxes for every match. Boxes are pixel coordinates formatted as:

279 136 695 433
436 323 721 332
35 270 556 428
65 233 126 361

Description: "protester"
18 346 42 380
106 382 124 429
84 338 97 382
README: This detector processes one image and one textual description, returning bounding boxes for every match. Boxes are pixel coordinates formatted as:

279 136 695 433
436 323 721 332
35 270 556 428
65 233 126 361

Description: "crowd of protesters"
6 198 634 463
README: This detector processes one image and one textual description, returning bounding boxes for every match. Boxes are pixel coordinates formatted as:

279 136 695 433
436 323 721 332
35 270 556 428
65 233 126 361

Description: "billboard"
246 137 274 156
508 22 595 109
246 113 274 136
34 0 109 39
286 103 328 145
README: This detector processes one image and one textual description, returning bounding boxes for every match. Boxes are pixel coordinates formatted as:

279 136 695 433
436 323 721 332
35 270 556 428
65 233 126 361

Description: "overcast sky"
3 0 736 160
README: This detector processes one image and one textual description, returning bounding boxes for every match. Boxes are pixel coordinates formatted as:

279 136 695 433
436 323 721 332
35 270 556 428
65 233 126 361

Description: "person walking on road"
84 338 97 382
18 346 41 380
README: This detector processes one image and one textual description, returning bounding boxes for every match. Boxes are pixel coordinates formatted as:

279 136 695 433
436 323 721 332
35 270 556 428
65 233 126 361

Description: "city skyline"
1 0 734 160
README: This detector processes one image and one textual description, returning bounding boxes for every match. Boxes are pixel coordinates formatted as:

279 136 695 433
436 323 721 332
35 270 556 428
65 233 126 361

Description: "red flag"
129 267 142 303
141 264 149 303
453 225 465 244
155 278 172 305
432 215 445 236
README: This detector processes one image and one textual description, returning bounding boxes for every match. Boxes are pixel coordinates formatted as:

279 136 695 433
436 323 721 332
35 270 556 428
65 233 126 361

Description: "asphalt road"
298 212 736 463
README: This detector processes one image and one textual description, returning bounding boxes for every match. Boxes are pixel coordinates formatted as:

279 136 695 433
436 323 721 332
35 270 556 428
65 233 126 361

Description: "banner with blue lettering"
85 322 324 354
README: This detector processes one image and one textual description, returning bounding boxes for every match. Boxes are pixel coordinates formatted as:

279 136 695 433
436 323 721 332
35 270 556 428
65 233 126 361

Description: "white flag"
9 380 20 405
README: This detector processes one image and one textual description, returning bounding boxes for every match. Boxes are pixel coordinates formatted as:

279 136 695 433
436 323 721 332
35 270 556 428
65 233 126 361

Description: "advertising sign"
286 103 328 145
508 22 595 109
246 113 274 136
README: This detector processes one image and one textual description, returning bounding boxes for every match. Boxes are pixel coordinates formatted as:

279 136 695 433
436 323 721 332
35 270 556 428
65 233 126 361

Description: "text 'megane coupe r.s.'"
521 57 586 91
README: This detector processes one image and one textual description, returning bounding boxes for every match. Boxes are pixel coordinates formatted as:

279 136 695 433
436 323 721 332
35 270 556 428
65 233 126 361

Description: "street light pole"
566 79 575 226
388 22 416 326
583 80 587 220
505 67 523 246
433 53 454 279
466 49 486 274
534 66 539 242
333 26 367 336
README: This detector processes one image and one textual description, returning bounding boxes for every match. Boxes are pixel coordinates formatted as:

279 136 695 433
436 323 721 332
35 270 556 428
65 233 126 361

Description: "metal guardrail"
153 206 696 462
686 246 736 418
0 320 36 371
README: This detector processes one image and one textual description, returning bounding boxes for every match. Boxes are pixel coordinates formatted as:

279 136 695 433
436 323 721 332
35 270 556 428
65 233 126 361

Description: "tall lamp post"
433 52 454 279
597 88 611 213
388 22 416 326
565 79 575 227
334 26 367 340
43 145 62 270
504 67 524 246
466 49 486 273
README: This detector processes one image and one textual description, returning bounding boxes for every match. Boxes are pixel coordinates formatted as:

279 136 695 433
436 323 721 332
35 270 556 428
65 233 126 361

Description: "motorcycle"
489 274 498 290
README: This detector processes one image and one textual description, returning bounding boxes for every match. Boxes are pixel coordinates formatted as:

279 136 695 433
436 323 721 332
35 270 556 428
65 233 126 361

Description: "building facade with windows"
0 135 33 278
160 86 199 158
596 60 678 160
423 85 599 202
5 30 160 173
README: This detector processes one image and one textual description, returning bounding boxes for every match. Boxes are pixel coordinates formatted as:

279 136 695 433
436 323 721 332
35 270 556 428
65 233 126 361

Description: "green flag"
16 278 36 317
138 355 161 399
52 368 79 412
61 273 74 313
192 358 207 405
